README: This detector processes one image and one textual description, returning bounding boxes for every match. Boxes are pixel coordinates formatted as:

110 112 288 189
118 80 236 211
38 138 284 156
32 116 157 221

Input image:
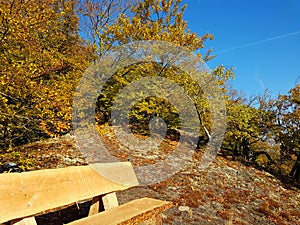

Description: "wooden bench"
0 162 172 225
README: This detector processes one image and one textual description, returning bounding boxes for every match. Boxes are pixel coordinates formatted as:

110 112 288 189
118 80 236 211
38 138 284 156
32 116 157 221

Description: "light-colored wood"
65 198 172 225
139 214 162 225
10 217 37 225
88 192 119 216
0 162 172 225
88 195 102 216
102 192 119 210
0 162 138 224
90 162 139 186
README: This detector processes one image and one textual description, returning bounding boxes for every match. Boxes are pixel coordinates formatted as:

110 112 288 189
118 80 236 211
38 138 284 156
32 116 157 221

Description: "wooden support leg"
102 192 119 210
10 217 37 225
88 192 119 216
88 195 104 216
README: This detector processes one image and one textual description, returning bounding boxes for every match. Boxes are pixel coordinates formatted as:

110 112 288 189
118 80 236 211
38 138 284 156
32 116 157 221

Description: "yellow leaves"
39 121 47 133
96 123 114 136
132 16 141 27
104 0 210 51
162 0 171 13
152 1 162 12
0 0 94 146
40 120 70 137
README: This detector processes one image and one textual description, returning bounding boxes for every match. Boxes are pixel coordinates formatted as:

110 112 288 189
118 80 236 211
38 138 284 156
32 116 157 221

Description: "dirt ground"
2 134 300 225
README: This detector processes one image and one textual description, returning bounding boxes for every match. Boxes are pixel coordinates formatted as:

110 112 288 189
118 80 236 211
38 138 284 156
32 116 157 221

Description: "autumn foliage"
0 0 299 183
0 0 94 148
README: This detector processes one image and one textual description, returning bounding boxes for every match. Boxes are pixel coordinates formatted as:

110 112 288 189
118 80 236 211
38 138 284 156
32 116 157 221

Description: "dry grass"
1 134 300 225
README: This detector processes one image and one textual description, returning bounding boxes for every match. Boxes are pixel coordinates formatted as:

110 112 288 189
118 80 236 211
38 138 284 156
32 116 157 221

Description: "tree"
223 99 261 158
103 0 214 59
275 85 300 180
78 0 136 56
92 0 233 138
0 0 94 149
245 86 300 180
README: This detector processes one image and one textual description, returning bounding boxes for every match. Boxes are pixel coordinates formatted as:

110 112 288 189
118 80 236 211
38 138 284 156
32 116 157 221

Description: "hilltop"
1 135 299 225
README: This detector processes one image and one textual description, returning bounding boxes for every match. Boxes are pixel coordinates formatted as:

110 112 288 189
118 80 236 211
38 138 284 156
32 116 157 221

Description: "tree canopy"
0 0 94 148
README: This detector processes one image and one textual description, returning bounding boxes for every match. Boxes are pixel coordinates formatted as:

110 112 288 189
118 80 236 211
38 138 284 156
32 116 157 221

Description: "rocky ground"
1 133 300 225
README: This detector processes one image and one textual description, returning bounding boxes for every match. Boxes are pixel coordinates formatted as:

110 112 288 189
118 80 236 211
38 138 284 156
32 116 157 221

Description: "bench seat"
66 197 172 225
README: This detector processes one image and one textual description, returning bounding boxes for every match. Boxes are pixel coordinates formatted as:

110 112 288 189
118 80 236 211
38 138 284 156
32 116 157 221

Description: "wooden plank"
88 196 103 216
10 217 37 225
140 214 162 225
90 162 139 186
102 192 119 210
0 163 137 224
66 198 172 225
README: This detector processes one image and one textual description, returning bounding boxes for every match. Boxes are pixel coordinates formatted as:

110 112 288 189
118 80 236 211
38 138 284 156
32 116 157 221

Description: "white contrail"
296 76 300 85
256 77 265 91
215 29 300 54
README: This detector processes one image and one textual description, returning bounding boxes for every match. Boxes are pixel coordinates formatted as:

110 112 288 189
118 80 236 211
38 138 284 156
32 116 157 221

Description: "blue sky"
183 0 300 98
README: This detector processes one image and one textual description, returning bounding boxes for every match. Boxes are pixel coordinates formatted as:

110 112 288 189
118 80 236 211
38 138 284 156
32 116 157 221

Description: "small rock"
178 206 190 211
168 186 177 190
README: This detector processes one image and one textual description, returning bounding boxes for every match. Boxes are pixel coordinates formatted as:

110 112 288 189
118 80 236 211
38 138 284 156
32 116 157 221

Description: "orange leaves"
0 0 94 149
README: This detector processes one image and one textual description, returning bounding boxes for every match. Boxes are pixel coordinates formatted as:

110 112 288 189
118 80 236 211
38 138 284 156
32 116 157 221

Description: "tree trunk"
289 153 300 181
